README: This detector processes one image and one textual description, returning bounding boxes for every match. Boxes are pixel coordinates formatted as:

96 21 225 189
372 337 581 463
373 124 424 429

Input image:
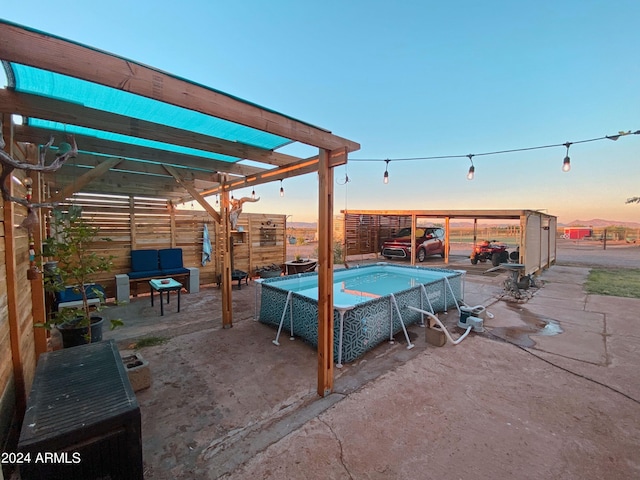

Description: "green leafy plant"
312 241 344 264
41 205 122 342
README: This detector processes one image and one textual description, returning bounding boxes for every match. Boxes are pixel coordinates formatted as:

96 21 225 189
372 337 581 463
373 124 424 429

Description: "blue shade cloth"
4 62 295 160
202 224 212 266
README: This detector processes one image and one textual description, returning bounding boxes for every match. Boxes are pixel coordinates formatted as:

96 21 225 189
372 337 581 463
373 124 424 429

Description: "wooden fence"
51 194 287 298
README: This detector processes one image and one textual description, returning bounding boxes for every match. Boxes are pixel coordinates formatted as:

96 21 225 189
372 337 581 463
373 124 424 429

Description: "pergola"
0 20 360 396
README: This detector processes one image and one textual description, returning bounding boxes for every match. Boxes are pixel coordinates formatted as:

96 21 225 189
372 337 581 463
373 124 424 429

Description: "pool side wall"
259 264 464 363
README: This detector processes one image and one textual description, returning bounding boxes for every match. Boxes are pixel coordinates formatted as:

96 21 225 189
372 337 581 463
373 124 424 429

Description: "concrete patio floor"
99 244 640 479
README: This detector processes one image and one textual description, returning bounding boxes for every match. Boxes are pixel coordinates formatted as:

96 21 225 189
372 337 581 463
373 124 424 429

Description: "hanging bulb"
383 159 390 184
279 180 285 197
467 165 475 180
466 155 475 180
251 188 256 199
562 143 571 172
215 195 219 207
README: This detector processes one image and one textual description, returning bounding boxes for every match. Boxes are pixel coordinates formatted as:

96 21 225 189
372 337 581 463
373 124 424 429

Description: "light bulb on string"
383 159 390 184
562 143 571 172
279 180 285 197
215 195 219 207
251 188 256 199
466 154 475 180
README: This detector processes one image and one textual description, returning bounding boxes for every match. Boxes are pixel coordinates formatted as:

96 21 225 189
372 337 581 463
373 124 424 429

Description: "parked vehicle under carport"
381 227 446 262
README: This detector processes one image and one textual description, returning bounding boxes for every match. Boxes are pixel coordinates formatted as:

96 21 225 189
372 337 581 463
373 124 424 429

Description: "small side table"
149 278 183 316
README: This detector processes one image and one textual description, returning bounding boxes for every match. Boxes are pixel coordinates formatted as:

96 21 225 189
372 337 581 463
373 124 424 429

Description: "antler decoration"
0 123 78 208
229 196 260 230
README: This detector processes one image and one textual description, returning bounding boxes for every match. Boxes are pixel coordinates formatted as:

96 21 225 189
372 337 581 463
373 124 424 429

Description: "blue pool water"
280 269 452 307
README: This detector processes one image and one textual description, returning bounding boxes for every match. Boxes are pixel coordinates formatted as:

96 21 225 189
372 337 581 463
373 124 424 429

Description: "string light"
466 154 475 180
215 195 219 207
562 142 571 172
350 129 639 178
279 179 284 197
251 188 256 199
336 165 350 185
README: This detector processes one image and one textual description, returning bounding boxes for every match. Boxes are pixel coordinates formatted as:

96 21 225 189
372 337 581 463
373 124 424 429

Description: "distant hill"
565 219 640 228
288 222 317 229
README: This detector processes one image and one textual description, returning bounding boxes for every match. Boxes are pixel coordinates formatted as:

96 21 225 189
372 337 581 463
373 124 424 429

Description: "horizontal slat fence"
55 194 286 297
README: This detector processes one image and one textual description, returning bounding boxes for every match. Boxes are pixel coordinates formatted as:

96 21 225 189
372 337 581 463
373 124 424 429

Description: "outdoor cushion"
131 249 160 273
161 267 189 276
158 248 189 276
55 284 106 304
128 269 162 279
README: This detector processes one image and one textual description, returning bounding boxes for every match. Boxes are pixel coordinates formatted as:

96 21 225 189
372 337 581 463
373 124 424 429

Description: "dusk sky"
2 1 639 224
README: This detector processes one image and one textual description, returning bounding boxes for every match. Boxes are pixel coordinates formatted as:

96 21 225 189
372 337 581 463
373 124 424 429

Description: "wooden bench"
116 248 196 301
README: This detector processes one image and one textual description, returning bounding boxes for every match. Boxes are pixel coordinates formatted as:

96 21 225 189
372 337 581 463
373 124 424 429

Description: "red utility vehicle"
470 240 509 266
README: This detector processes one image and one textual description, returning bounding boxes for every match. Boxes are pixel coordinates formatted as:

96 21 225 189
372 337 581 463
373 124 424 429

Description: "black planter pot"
57 316 104 348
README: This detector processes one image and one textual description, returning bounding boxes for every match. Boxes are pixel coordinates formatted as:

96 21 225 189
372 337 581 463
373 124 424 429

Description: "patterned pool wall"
258 264 464 364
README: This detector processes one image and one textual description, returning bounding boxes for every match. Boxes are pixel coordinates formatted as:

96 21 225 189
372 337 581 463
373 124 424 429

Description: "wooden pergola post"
317 149 334 396
221 177 233 328
26 143 48 359
444 216 450 263
2 115 27 414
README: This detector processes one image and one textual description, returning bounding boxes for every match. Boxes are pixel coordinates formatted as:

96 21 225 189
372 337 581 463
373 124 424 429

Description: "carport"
341 209 557 276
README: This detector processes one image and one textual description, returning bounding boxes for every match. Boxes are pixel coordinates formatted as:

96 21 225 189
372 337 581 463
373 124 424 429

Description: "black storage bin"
18 340 143 480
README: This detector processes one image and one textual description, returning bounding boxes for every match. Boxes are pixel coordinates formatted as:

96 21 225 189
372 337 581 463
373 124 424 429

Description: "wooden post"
169 201 177 248
129 196 137 249
445 216 450 264
221 178 233 328
317 149 334 397
26 143 48 358
2 115 27 414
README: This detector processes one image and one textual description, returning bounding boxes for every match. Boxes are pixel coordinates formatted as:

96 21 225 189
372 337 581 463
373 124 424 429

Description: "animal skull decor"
229 196 260 230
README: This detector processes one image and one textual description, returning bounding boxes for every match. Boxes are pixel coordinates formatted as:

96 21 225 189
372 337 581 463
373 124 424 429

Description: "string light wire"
349 130 639 164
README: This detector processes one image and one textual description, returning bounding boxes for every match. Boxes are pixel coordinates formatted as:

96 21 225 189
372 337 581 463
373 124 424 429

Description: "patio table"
149 278 183 316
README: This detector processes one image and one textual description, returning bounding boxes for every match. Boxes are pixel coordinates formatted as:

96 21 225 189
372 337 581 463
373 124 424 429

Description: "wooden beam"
14 125 266 178
0 89 300 168
336 209 533 220
0 21 360 153
48 157 123 203
317 148 335 397
42 151 222 183
46 171 192 200
197 155 322 199
163 165 221 223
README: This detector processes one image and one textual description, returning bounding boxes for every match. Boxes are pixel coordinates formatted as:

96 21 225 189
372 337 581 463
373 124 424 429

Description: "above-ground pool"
258 263 464 364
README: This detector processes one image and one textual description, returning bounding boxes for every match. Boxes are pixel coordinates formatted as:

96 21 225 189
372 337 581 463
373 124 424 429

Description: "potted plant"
41 205 122 347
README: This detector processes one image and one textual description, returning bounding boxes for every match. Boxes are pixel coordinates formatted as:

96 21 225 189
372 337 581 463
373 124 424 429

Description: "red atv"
470 240 509 266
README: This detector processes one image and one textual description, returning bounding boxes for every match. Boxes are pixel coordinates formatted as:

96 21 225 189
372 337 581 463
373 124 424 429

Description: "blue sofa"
127 248 190 295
